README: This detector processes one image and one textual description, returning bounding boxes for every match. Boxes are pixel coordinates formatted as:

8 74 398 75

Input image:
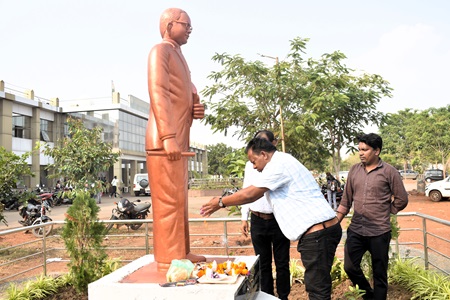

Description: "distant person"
337 133 408 300
55 180 61 191
241 130 290 300
325 172 339 210
201 137 342 299
145 7 206 270
110 176 119 198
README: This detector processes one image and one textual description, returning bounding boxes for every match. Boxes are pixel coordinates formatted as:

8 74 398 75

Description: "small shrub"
389 257 450 299
5 274 70 300
63 191 108 293
344 284 366 299
331 257 348 288
289 259 305 285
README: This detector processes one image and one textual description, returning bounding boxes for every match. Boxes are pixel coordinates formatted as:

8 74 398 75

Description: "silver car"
399 170 418 180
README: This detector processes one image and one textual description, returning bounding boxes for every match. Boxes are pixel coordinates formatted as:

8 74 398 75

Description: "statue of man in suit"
146 7 205 271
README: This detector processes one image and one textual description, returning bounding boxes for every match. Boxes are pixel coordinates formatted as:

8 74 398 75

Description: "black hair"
253 130 275 142
245 137 277 155
358 133 383 151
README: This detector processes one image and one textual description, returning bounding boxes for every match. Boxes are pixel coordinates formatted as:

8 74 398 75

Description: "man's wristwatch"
218 196 226 208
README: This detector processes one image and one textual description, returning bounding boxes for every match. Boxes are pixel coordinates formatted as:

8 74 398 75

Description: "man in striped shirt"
201 137 342 299
241 130 290 300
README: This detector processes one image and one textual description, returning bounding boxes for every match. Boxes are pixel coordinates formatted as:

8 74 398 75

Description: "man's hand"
163 138 181 161
336 211 345 222
241 221 249 237
200 196 221 217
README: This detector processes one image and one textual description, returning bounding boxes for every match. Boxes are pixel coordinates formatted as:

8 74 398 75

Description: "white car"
425 176 450 202
133 173 151 196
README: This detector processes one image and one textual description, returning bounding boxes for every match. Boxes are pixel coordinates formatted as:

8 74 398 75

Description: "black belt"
304 217 339 236
251 211 274 220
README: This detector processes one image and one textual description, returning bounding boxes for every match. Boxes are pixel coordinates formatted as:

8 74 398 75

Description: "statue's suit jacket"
146 39 193 152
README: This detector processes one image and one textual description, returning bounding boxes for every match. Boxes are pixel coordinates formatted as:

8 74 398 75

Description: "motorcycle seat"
134 202 151 212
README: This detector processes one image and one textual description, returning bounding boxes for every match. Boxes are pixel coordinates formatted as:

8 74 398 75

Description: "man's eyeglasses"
172 20 193 31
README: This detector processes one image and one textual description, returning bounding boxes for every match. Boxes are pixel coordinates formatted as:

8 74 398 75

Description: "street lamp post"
258 54 286 152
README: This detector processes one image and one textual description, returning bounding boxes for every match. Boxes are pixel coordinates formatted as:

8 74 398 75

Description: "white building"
0 80 207 191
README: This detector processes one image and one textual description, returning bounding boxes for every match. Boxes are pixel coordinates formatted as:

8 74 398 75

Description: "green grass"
389 257 450 299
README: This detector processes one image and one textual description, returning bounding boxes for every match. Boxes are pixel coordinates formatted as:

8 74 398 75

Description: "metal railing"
1 212 449 284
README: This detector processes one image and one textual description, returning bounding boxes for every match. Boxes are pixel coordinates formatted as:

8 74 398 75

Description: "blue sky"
2 0 450 148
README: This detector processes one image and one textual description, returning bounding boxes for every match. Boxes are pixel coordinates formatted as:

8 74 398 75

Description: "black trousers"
297 222 342 300
250 214 291 300
344 229 391 300
110 186 117 197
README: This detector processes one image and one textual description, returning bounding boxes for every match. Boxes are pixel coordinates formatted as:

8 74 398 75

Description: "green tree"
379 109 419 170
341 152 360 171
202 37 390 172
300 50 391 175
381 106 450 174
42 117 120 293
42 118 119 188
207 143 235 176
223 148 247 178
0 147 34 225
414 107 450 174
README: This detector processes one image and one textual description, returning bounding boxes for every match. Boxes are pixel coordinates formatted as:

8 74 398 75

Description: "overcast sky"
2 0 449 148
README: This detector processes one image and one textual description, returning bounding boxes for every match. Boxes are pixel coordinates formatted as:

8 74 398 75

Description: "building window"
40 119 53 142
12 114 31 139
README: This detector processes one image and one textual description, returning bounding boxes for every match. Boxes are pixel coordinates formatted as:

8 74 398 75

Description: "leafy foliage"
0 147 34 225
201 37 391 173
380 105 450 174
41 117 120 293
41 117 120 190
6 274 72 300
222 148 247 178
389 257 450 299
63 190 108 293
207 143 235 176
343 284 367 299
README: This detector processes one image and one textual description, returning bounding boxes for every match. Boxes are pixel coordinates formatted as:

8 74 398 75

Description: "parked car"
132 173 151 196
398 170 418 180
424 169 444 183
425 177 450 202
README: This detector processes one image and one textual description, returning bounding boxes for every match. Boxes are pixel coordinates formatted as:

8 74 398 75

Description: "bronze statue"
146 7 205 271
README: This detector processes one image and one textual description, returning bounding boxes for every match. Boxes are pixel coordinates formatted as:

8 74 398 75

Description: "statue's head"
159 8 192 46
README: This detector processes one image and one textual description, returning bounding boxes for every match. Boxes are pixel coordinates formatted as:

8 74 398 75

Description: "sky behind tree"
1 0 449 147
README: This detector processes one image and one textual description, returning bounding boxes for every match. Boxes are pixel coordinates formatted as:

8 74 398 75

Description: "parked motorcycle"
18 197 53 237
104 197 152 234
222 179 241 197
1 190 21 211
52 186 73 206
37 191 57 208
221 179 241 214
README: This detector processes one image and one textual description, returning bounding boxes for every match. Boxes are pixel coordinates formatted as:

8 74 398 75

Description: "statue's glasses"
172 20 193 31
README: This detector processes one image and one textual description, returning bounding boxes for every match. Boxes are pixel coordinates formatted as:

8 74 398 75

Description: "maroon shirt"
337 159 408 236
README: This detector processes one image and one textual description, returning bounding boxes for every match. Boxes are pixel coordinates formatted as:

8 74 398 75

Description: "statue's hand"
163 138 181 161
193 103 205 119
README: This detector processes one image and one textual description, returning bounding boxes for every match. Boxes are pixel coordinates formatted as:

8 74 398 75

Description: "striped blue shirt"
253 151 336 241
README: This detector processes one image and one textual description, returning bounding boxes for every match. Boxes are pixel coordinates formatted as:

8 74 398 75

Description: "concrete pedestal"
88 255 277 300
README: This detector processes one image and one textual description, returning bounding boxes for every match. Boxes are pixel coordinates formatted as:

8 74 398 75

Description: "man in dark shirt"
336 133 408 300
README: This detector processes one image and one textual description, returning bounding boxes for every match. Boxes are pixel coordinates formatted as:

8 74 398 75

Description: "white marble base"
88 254 277 300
